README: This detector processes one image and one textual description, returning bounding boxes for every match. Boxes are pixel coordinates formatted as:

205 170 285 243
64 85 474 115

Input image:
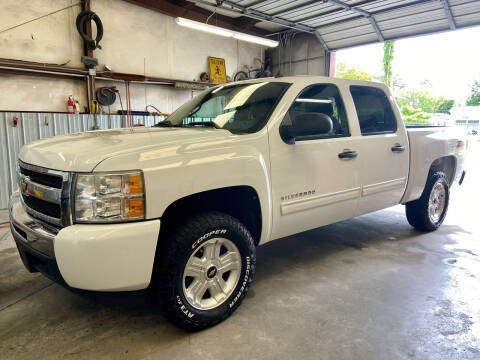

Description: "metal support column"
82 0 96 115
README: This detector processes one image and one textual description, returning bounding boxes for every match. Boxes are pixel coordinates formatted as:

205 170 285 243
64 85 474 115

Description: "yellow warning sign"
208 57 227 84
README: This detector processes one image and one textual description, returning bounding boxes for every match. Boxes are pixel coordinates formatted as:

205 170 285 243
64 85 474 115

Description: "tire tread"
154 212 255 331
406 171 449 231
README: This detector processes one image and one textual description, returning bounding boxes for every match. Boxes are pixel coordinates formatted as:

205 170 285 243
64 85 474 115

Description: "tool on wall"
76 10 103 50
77 2 103 114
90 100 100 114
199 72 210 82
96 87 117 106
96 86 116 126
96 86 128 127
12 116 19 128
146 105 168 116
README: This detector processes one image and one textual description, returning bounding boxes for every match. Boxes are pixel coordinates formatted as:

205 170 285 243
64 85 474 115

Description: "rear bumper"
9 191 161 291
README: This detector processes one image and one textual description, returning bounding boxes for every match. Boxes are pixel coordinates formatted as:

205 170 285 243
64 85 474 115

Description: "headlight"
74 171 145 223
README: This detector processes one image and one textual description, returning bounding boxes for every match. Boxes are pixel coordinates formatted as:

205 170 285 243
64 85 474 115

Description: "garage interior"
1 0 480 359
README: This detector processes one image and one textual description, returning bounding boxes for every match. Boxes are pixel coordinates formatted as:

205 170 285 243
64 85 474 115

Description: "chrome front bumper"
9 191 57 258
10 190 161 291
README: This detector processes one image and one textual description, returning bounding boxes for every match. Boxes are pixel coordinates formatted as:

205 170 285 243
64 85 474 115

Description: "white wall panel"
0 0 263 112
0 112 166 209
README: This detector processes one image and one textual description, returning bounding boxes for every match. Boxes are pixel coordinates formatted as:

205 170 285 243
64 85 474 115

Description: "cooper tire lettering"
192 229 227 249
155 212 255 331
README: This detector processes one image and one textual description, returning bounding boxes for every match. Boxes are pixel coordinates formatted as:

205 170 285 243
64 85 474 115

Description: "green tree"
466 80 480 105
400 105 431 125
436 99 455 113
382 41 395 87
336 62 376 81
396 90 454 113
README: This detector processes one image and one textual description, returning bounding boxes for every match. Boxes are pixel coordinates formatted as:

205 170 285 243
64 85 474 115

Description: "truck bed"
401 127 467 203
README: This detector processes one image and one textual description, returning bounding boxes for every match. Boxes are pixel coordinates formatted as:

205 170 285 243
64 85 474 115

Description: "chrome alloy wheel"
182 238 242 310
428 181 446 223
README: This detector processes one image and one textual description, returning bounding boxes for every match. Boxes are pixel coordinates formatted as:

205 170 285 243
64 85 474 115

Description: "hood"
19 127 232 172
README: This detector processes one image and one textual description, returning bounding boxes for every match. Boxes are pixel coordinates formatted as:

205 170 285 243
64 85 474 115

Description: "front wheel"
154 212 256 331
406 171 450 231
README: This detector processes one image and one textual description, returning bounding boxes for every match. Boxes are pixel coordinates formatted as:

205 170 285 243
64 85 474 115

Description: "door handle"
391 145 406 152
338 150 358 159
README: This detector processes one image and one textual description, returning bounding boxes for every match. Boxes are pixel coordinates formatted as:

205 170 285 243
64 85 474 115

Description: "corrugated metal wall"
0 112 166 209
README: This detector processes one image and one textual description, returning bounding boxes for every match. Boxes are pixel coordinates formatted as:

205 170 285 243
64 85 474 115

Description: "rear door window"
350 86 397 135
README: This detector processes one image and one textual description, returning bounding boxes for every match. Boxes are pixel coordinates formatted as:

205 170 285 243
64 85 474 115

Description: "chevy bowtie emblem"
20 177 43 198
20 177 27 192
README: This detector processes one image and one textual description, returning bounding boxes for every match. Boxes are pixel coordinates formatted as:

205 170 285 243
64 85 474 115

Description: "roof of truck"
228 76 390 91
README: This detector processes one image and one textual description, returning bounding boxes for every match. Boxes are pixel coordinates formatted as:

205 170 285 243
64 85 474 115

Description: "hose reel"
96 87 117 106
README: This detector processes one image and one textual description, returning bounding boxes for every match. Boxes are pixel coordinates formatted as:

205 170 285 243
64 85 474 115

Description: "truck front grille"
19 166 63 189
22 195 62 218
18 161 72 228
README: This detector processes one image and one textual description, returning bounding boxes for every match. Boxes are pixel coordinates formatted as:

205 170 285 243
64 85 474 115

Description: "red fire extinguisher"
67 96 75 114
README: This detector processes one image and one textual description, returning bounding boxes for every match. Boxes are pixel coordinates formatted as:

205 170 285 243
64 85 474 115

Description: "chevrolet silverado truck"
9 77 467 330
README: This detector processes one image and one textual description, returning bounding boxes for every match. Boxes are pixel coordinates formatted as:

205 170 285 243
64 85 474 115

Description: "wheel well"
159 186 262 246
430 156 456 186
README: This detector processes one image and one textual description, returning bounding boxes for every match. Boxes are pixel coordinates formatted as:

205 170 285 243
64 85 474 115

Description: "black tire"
406 171 450 231
153 212 256 331
234 71 248 82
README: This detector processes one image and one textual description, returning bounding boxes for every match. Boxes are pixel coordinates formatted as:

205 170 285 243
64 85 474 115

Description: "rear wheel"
154 212 256 331
233 71 248 82
406 171 449 231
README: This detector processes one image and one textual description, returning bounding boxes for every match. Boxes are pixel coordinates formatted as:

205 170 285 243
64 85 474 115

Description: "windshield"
156 82 290 134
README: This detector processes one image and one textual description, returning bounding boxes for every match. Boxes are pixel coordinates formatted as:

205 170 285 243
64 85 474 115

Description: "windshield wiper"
186 105 201 118
183 121 221 129
154 120 181 127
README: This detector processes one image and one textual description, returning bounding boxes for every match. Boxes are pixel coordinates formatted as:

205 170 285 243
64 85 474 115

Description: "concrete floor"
1 140 479 360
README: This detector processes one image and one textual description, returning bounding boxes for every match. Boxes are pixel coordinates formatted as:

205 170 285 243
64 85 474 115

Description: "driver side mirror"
280 112 333 143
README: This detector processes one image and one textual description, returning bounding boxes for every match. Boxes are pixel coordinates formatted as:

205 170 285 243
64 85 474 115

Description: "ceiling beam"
439 0 456 30
243 0 272 9
325 0 384 42
191 0 316 33
271 0 374 18
192 1 333 50
314 30 329 51
122 0 267 35
367 15 384 42
314 0 439 34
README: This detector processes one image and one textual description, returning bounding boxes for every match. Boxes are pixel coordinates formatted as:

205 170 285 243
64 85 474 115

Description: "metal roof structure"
191 0 480 50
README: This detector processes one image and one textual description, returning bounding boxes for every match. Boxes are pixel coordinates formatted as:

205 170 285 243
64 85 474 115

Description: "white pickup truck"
9 77 467 330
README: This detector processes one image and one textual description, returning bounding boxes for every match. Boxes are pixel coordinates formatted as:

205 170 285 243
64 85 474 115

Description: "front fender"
94 132 273 244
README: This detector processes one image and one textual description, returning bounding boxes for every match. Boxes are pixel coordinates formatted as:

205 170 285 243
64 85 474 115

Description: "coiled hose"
76 10 103 49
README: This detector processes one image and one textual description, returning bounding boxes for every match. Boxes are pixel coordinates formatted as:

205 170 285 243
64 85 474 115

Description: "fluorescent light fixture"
296 98 333 103
175 17 279 48
232 33 279 48
176 17 232 37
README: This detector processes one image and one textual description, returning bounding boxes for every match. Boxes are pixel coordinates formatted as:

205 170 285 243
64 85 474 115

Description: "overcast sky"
335 25 480 104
